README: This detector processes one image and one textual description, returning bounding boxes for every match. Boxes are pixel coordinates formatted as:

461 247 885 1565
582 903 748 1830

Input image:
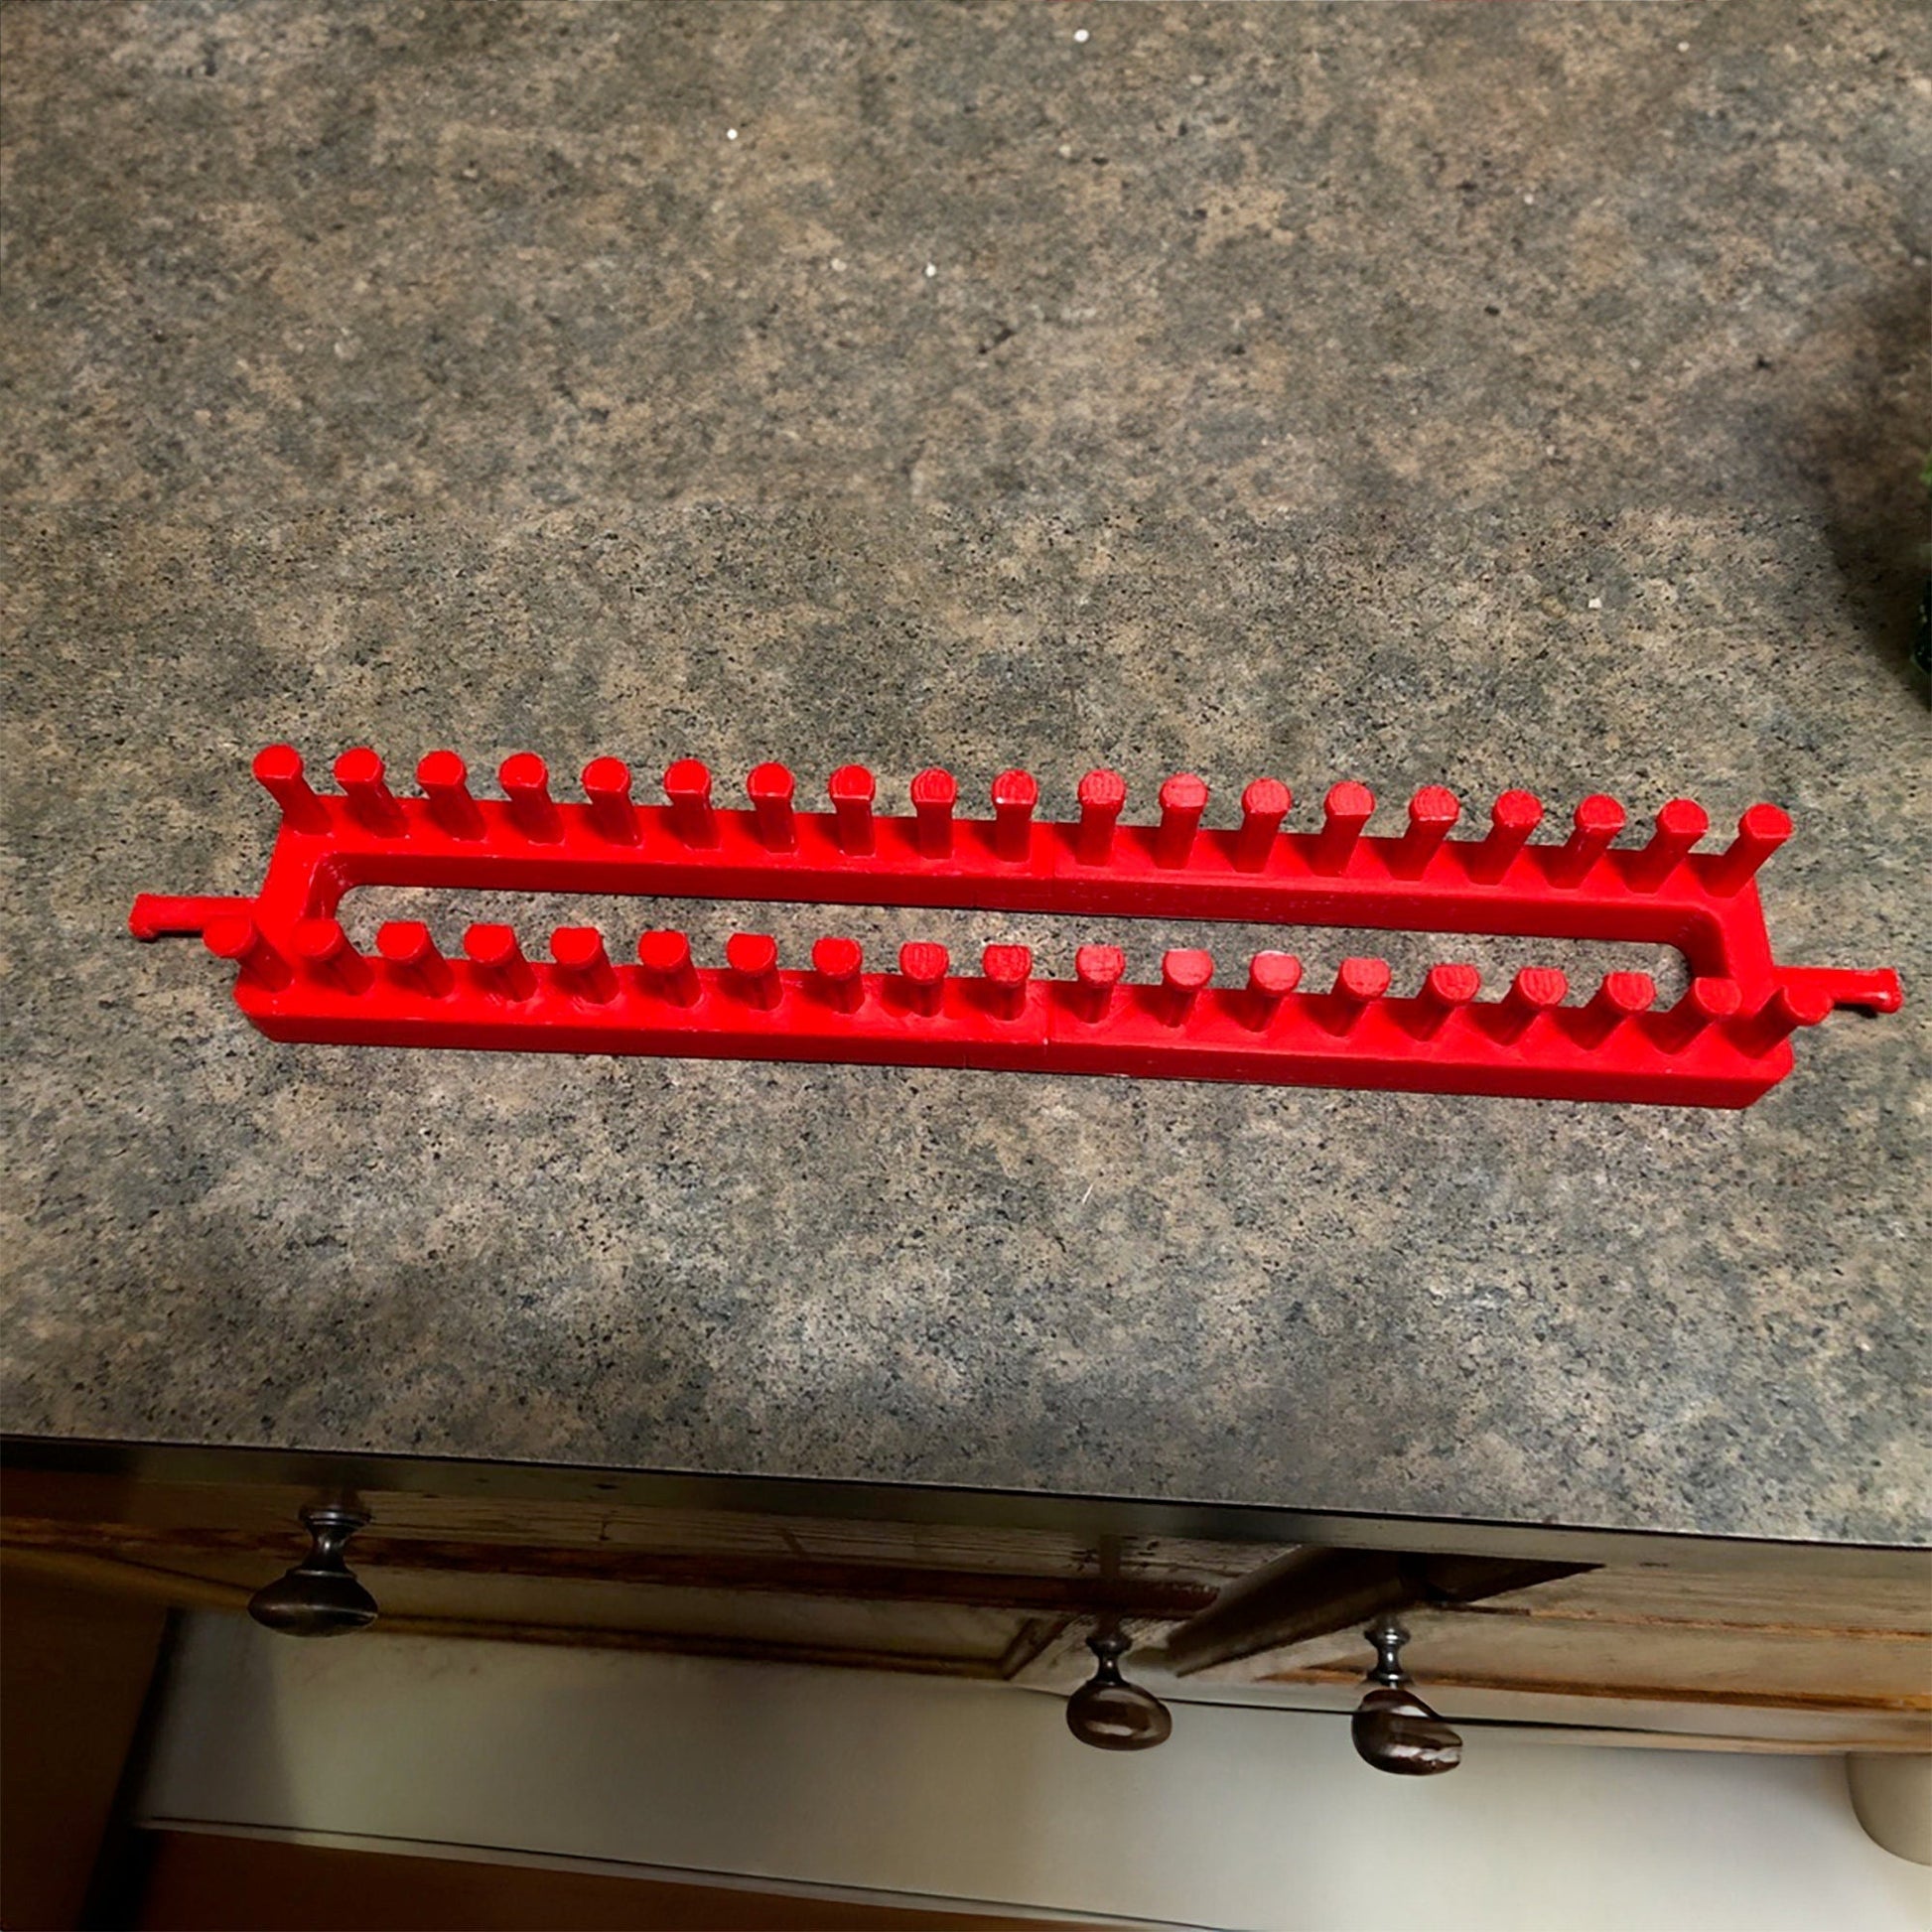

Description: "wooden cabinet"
1171 1561 1932 1753
0 1452 1270 1687
4 1442 1927 1755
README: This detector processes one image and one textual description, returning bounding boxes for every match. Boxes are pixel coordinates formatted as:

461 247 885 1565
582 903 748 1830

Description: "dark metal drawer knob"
247 1505 378 1637
1066 1627 1173 1750
1351 1618 1461 1774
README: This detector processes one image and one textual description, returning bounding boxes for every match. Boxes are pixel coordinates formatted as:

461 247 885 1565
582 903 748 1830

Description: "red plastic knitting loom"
129 748 1902 1107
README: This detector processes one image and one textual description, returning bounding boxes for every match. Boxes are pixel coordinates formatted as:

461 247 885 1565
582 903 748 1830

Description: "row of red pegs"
205 912 1831 1055
253 747 1791 890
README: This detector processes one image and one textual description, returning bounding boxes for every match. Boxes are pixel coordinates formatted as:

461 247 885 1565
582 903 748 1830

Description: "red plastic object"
130 750 1903 1108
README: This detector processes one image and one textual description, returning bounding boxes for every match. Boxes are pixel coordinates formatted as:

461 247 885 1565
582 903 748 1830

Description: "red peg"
910 769 957 858
252 745 330 833
1313 782 1375 874
130 894 253 940
583 758 638 844
204 914 292 992
1160 948 1213 1025
334 748 404 835
1072 944 1125 1022
982 944 1034 1020
829 764 876 855
552 926 618 1005
1469 789 1543 882
1328 957 1391 1034
1234 779 1291 872
1628 798 1708 891
465 923 537 1001
1392 786 1460 879
418 751 484 839
1654 976 1742 1052
375 919 453 997
726 932 782 1010
992 769 1038 861
1774 967 1903 1016
898 941 949 1017
1710 803 1792 896
747 762 796 851
1551 794 1624 885
1734 983 1833 1055
291 916 371 994
812 936 865 1013
1411 962 1480 1038
638 929 701 1007
1075 769 1127 864
664 759 718 848
1489 966 1568 1042
1243 950 1302 1030
499 754 563 844
1155 774 1209 868
1569 971 1655 1047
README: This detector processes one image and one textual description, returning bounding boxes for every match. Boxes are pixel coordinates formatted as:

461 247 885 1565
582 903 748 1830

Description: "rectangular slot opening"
341 886 1694 1002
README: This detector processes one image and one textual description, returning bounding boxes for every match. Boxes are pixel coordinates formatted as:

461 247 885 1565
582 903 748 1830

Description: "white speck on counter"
1587 597 1603 610
830 257 847 272
1678 40 1691 52
1073 28 1089 43
1523 192 1535 205
924 262 937 278
726 127 738 141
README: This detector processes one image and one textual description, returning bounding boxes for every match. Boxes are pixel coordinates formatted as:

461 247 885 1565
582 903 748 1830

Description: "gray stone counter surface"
3 0 1927 1543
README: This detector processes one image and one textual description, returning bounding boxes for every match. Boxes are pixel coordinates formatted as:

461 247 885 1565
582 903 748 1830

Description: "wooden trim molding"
1161 1547 1590 1676
9 1434 1929 1581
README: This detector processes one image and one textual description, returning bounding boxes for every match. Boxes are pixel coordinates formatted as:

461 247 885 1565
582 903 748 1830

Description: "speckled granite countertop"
3 0 1926 1544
